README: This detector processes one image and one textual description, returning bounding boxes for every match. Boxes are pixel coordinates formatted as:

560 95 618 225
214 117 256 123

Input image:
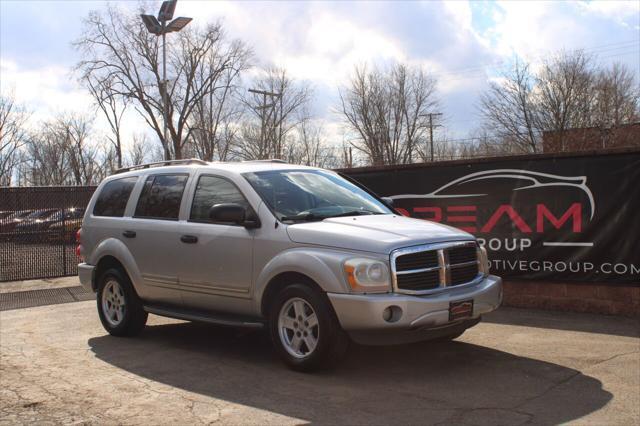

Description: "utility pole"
420 112 442 162
248 88 282 158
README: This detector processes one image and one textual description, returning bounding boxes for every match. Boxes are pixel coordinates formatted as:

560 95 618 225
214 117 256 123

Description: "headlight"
343 258 390 293
478 245 490 275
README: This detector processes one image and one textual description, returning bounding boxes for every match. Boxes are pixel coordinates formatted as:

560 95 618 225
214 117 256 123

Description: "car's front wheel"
97 267 147 337
269 283 349 372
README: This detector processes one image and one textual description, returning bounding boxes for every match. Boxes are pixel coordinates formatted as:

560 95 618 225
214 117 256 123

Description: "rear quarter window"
93 177 138 217
134 174 189 220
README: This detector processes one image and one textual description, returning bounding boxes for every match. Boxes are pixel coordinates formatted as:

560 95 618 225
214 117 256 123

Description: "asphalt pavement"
1 299 638 425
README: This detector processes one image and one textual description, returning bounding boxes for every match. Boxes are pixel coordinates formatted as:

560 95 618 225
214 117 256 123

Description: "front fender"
89 238 143 294
253 247 381 313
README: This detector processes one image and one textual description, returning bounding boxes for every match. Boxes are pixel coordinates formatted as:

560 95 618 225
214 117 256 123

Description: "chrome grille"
396 269 440 291
448 246 477 264
392 242 481 294
395 250 438 272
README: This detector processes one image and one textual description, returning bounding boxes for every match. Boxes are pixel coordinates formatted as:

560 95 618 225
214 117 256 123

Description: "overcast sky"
1 0 638 147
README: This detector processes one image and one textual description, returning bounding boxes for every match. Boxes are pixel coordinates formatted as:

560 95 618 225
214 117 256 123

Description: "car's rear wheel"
97 267 147 337
269 283 349 372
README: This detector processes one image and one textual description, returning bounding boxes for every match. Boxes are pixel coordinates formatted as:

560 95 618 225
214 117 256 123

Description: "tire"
97 267 148 337
269 283 349 372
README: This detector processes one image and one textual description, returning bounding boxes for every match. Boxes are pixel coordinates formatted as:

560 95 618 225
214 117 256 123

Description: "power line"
429 39 640 82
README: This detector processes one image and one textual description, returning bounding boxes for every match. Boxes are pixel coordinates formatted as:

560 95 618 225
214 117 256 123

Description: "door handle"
122 230 136 238
180 235 198 244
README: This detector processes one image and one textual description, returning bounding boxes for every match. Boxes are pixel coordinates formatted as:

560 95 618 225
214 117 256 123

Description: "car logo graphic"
389 169 595 219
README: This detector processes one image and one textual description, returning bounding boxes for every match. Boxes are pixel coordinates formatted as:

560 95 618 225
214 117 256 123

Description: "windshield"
243 169 392 222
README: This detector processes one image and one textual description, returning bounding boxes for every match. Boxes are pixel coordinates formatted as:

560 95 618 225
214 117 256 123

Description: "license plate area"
449 299 474 321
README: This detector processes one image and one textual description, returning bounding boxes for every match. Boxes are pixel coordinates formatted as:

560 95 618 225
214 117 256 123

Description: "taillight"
76 228 83 260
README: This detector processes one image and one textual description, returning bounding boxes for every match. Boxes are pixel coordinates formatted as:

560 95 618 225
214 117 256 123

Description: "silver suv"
78 159 502 371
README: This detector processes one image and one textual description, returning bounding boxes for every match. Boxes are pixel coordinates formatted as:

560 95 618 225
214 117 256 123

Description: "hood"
286 214 474 254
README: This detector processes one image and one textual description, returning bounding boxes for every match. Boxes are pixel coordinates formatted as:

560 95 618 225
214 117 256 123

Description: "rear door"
178 173 256 313
123 173 190 306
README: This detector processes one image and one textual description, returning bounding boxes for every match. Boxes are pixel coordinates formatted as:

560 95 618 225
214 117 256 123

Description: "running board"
144 305 265 329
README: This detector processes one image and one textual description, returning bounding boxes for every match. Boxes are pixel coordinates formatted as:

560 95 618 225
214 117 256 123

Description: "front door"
178 174 255 313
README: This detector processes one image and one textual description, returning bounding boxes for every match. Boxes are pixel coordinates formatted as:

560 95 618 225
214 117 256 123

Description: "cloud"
0 58 149 148
576 0 640 26
480 0 639 63
0 58 90 121
1 0 638 146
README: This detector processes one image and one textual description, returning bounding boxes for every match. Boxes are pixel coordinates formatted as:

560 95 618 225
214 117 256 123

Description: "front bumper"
78 263 95 292
328 274 502 344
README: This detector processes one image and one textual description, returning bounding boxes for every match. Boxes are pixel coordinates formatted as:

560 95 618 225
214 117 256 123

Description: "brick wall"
502 281 640 317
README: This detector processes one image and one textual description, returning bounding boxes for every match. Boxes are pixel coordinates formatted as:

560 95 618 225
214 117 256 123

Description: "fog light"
382 307 392 321
382 305 402 323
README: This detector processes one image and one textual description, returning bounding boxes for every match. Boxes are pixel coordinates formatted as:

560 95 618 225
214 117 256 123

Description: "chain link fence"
0 187 96 282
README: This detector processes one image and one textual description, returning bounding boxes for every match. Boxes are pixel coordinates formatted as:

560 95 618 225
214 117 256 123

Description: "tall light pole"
140 0 192 160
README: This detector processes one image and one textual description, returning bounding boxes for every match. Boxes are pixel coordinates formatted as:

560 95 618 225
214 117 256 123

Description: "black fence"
342 148 640 285
0 187 96 282
2 148 638 284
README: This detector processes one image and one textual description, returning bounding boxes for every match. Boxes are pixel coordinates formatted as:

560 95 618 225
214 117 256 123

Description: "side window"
93 177 138 217
190 175 251 222
134 174 188 220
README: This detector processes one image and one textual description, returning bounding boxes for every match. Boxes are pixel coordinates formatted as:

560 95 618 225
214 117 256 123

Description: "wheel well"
261 272 323 318
93 256 126 291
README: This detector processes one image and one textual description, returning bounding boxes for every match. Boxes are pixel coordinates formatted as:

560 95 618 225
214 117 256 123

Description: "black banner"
344 150 640 284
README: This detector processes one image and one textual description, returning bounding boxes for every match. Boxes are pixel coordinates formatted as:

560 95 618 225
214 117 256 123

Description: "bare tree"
479 59 540 153
477 50 640 153
185 43 249 161
75 4 251 160
98 143 119 179
82 75 129 168
23 114 99 185
339 63 439 166
535 51 595 150
238 67 312 160
341 142 354 168
126 133 161 166
22 134 69 186
62 114 100 185
283 118 338 168
0 93 29 186
592 62 639 128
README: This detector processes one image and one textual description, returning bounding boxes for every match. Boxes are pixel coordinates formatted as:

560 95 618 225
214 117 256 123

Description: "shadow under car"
88 321 612 425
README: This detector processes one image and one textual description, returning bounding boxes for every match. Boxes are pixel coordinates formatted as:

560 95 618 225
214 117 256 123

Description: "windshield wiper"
282 210 382 222
280 213 323 222
325 210 381 218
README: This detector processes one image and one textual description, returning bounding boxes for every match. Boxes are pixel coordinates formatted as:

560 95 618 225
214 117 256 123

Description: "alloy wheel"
278 297 319 358
102 279 126 327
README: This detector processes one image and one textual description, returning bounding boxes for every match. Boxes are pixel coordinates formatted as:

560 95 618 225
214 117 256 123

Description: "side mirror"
209 203 246 225
382 197 395 208
208 203 261 229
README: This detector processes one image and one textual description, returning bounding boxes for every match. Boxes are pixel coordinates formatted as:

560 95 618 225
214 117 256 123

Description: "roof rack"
114 159 209 175
241 159 287 164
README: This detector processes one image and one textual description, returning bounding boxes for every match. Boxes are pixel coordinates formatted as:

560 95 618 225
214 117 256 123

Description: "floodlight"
139 0 192 161
158 0 177 22
166 17 193 33
140 14 162 35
